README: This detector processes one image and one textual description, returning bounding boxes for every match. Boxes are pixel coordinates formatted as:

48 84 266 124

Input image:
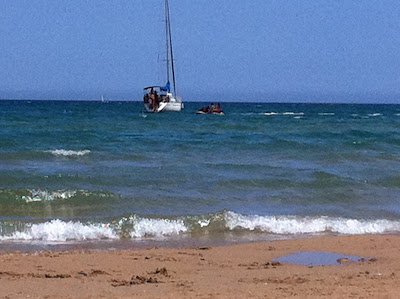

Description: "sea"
1 100 400 251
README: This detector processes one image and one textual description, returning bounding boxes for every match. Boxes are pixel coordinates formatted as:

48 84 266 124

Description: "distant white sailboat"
143 0 183 113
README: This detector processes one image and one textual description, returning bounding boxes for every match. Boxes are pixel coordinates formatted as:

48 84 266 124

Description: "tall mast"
164 0 170 86
164 0 176 95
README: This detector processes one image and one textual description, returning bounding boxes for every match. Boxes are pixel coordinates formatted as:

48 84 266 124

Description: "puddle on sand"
272 251 367 266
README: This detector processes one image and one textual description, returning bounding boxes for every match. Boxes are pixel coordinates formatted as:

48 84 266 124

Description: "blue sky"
1 0 399 103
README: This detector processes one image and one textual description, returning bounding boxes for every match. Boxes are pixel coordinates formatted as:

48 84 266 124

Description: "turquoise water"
1 100 400 248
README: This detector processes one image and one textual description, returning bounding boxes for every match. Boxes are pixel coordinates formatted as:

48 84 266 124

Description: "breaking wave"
0 188 116 204
21 189 78 202
0 219 117 242
223 211 400 235
1 211 399 243
128 216 188 238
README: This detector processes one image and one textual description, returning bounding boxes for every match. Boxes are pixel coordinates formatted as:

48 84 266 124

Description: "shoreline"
1 234 399 298
0 232 306 253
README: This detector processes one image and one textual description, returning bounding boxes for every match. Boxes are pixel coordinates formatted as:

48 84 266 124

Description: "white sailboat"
143 0 183 113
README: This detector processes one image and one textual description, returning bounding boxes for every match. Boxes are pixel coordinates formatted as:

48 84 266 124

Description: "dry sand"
0 235 399 298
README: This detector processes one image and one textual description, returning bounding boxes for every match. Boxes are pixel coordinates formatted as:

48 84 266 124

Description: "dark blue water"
1 100 400 246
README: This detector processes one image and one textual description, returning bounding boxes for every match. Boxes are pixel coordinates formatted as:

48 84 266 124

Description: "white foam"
282 112 304 116
130 217 188 238
224 211 400 235
198 219 211 227
47 149 91 156
23 189 77 202
262 112 305 116
0 219 117 241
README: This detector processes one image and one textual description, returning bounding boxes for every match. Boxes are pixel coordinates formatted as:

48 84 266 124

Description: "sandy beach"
0 235 399 298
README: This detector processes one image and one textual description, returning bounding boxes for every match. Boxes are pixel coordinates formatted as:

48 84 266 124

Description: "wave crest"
46 149 91 156
1 212 399 243
223 211 400 234
0 219 117 241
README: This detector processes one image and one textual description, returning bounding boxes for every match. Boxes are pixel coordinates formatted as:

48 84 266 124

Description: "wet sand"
0 235 399 298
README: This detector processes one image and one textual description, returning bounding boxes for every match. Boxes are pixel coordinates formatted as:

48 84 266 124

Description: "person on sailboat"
147 88 155 111
153 90 159 111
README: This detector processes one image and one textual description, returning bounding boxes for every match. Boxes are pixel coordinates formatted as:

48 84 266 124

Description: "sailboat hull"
143 91 182 113
164 102 182 111
144 102 168 113
164 96 183 111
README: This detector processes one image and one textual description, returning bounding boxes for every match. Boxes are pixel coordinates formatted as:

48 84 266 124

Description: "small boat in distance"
196 103 224 115
143 0 183 113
